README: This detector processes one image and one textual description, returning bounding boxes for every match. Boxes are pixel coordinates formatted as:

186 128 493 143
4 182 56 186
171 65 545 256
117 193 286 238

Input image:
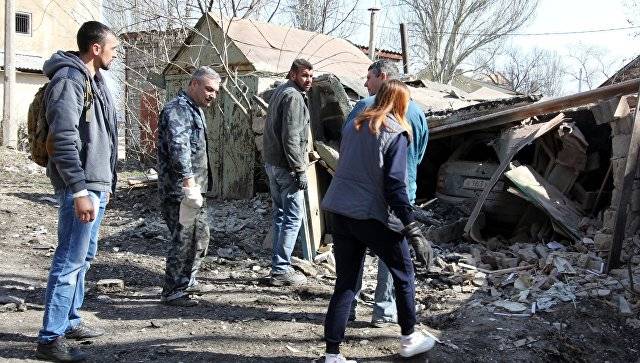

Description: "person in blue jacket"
345 60 429 327
321 80 434 363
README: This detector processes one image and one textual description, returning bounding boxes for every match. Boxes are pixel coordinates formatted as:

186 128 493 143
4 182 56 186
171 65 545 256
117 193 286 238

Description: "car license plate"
463 178 504 191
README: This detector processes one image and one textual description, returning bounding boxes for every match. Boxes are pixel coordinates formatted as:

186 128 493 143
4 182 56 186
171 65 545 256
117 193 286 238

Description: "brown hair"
354 79 412 138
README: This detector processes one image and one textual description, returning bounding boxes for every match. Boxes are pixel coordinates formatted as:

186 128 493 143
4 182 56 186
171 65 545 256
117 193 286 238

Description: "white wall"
0 71 47 129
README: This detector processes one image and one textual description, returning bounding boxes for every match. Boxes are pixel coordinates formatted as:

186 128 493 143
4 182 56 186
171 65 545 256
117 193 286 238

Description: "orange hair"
354 79 412 139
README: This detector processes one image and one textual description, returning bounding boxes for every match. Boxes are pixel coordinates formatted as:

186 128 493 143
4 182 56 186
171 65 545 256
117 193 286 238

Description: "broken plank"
608 83 640 271
504 165 584 242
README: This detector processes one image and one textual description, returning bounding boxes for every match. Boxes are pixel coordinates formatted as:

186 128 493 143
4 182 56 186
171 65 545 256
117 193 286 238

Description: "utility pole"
400 23 409 74
3 0 17 148
578 68 583 93
368 7 380 61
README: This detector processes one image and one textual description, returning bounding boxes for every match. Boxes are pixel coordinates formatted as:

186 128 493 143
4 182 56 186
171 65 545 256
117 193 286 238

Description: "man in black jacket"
262 59 313 286
36 21 119 362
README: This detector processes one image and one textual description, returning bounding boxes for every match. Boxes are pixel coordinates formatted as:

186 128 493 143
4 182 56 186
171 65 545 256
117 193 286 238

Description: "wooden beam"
607 84 640 271
431 77 640 139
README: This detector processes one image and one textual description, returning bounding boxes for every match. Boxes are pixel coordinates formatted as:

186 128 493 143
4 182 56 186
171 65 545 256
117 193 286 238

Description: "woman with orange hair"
321 80 434 363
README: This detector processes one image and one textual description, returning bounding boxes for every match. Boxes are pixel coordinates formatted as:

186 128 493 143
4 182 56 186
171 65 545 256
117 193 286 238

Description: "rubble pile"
413 200 640 324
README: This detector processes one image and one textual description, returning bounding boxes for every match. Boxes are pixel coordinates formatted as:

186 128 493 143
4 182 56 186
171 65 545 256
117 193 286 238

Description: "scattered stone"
0 295 27 312
461 285 475 293
618 296 633 315
96 279 125 293
581 237 595 245
217 247 236 259
133 286 162 296
251 265 261 272
517 247 538 264
547 241 565 251
553 322 568 330
291 256 318 277
492 300 528 313
514 274 533 291
626 318 640 329
596 289 611 297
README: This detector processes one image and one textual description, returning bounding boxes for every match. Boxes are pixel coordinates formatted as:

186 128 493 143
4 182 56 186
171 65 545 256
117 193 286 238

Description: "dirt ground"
1 147 639 363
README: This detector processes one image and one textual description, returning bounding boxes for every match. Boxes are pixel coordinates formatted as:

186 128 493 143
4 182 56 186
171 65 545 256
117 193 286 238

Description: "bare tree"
475 47 564 97
284 0 359 36
400 0 538 84
99 0 273 164
564 44 617 92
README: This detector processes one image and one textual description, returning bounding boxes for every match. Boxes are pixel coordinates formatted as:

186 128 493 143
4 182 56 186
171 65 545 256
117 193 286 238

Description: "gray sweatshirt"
43 51 118 194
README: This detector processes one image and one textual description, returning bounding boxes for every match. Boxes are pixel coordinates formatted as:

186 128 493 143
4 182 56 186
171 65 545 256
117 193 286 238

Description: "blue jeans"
350 260 398 323
265 164 305 274
372 261 397 322
38 189 107 344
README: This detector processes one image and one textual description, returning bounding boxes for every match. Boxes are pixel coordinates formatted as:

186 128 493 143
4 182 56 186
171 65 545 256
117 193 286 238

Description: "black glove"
294 171 308 190
402 221 433 268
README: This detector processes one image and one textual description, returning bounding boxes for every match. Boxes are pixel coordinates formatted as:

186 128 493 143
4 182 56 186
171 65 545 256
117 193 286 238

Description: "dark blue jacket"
344 96 428 203
43 51 118 194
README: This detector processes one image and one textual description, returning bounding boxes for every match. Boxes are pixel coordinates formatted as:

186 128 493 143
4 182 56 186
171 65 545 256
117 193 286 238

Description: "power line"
341 19 640 36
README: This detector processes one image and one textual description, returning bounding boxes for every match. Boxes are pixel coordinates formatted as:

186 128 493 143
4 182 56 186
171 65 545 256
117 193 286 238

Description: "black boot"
36 336 87 362
65 323 105 340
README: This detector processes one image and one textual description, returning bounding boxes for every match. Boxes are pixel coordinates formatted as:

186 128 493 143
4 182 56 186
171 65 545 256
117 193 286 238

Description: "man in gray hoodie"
36 21 119 362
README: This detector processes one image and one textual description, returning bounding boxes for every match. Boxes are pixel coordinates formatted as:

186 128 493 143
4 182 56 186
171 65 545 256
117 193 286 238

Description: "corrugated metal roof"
172 15 372 80
0 51 44 73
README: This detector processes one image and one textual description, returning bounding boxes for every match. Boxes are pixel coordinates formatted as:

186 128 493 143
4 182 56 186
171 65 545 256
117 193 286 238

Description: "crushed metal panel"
505 165 584 242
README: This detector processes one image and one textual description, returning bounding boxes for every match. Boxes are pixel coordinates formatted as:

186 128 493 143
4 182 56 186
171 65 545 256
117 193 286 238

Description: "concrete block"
603 208 617 230
591 97 620 125
594 232 612 250
611 187 621 207
96 279 125 293
611 115 634 135
612 134 631 158
632 190 640 212
611 158 626 187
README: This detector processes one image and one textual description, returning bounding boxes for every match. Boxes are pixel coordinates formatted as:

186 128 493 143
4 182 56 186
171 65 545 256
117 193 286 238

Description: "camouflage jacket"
157 90 212 201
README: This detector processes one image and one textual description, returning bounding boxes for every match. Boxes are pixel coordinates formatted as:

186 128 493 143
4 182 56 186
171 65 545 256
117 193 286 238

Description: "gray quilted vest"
322 114 408 232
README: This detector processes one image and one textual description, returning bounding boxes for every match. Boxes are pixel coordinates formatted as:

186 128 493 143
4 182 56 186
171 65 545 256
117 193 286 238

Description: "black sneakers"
36 336 87 362
64 323 105 340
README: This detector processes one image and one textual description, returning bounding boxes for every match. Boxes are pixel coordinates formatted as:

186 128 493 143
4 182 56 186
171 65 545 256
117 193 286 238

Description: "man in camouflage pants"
157 66 221 307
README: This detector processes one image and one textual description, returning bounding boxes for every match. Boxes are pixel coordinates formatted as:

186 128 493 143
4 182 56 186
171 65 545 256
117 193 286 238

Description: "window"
16 12 31 35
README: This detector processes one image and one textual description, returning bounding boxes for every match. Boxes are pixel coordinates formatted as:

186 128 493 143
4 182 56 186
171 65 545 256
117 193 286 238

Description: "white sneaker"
325 353 357 363
399 332 435 357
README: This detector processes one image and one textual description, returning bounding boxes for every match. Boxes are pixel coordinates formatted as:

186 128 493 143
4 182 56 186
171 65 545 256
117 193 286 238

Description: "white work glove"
179 185 203 226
